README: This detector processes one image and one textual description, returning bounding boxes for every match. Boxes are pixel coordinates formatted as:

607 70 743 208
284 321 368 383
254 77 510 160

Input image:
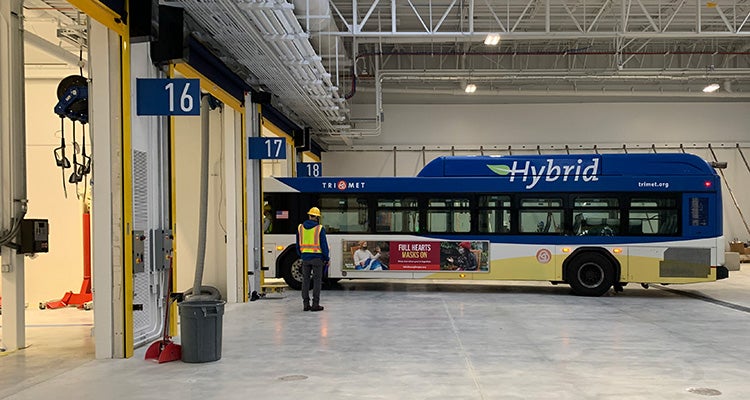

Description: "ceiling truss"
22 1 750 144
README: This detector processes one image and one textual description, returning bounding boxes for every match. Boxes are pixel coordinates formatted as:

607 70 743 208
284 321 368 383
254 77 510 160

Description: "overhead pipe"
375 70 750 80
355 86 750 98
356 50 750 58
327 31 750 43
325 58 383 138
292 0 350 78
329 143 750 154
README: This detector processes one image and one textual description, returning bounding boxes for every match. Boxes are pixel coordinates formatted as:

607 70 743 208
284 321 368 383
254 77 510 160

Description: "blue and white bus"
262 153 727 296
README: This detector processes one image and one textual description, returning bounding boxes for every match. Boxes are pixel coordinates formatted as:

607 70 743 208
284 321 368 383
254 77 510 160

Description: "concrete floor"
3 268 750 400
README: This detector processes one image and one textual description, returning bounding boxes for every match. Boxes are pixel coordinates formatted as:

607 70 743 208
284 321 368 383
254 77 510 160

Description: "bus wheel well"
563 247 621 282
563 247 621 296
278 245 303 290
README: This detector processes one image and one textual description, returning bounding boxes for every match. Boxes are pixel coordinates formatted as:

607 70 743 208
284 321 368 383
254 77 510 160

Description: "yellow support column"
121 34 134 358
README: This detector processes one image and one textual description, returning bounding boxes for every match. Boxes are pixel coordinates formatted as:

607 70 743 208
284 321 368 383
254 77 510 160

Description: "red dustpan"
145 337 181 363
145 258 181 363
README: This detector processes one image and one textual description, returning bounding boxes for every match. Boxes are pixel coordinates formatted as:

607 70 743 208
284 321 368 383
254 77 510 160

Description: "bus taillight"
704 181 712 188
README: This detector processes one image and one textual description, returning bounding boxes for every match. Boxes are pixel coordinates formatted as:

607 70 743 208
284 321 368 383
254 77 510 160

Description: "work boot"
303 303 311 311
310 305 324 312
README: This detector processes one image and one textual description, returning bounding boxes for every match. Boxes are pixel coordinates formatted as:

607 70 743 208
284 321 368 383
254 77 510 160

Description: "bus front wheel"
280 256 304 290
567 253 614 297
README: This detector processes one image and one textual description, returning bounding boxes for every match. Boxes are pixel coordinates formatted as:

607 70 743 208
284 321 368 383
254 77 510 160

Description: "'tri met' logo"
320 180 367 190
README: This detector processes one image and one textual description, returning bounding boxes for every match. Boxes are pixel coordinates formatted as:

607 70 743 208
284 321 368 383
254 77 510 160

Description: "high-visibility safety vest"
298 224 323 253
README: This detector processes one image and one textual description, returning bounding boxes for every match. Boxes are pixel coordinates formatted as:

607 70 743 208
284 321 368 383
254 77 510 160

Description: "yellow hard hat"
307 207 321 217
263 203 272 211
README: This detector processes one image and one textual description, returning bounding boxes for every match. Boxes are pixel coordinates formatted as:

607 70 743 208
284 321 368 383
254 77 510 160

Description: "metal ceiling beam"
318 0 750 42
23 30 82 67
320 31 750 42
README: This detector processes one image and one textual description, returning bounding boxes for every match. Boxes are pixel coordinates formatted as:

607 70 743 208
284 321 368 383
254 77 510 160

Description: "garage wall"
323 102 750 244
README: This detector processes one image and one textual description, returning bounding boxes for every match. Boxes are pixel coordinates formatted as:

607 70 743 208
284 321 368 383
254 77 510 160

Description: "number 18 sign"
136 78 201 116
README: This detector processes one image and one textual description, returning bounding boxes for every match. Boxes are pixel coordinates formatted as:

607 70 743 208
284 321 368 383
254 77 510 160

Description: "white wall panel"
349 103 750 146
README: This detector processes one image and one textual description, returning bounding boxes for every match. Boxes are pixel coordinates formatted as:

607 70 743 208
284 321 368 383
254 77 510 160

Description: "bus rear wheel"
567 253 614 297
280 255 304 290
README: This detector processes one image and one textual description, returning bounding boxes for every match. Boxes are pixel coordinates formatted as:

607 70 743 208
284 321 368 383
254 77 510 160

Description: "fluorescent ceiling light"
465 84 477 93
484 34 501 46
702 83 720 93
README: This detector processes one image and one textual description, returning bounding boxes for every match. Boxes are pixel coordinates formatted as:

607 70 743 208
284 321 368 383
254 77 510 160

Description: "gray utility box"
17 219 49 254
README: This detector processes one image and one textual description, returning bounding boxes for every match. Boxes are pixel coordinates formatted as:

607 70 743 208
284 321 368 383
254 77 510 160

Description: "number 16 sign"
136 78 201 116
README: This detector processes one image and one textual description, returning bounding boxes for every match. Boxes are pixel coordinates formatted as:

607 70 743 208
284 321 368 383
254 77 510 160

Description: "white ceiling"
23 1 750 144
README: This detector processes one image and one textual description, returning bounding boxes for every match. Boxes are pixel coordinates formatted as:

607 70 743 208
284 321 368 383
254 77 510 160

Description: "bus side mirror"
710 161 727 169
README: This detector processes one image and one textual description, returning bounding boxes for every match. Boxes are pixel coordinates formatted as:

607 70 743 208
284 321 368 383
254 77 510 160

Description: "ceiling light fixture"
465 84 477 93
484 34 501 46
702 83 720 93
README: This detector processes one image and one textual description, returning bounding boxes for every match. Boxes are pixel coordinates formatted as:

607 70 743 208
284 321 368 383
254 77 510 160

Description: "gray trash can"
178 300 226 363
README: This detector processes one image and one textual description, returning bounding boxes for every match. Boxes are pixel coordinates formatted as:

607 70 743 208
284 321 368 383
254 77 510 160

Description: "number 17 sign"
248 137 287 160
136 78 201 116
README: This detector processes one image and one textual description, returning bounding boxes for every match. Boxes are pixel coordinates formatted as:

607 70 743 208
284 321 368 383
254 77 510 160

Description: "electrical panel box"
133 230 146 273
17 219 49 254
150 229 173 271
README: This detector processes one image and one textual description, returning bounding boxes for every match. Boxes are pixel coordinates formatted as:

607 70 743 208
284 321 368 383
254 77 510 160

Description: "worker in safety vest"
296 207 329 311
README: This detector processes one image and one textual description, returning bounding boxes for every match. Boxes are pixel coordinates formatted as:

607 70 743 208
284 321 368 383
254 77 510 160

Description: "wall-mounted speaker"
130 0 156 43
253 91 272 104
150 5 187 64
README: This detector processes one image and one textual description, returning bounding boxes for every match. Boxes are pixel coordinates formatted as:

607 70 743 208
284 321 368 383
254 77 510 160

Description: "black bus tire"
567 252 614 297
280 255 304 290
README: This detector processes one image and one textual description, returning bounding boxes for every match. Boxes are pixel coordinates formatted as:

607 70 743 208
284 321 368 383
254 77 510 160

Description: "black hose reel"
53 75 91 195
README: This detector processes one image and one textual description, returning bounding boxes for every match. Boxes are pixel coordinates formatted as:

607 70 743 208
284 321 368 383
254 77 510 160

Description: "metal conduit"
738 144 750 175
708 144 750 238
339 143 750 154
393 146 397 177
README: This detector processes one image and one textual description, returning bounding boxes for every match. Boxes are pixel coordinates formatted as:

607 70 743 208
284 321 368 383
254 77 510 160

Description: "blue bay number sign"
249 137 287 160
136 78 201 116
297 162 322 177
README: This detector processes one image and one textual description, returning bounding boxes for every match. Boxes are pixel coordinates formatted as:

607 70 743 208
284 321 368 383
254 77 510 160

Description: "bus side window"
320 195 370 233
519 198 563 234
376 198 419 233
629 197 679 236
477 195 511 234
572 197 620 236
628 220 643 234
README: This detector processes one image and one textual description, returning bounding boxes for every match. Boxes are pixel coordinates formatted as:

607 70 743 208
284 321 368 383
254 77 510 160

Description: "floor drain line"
657 286 750 314
687 387 722 396
279 375 308 381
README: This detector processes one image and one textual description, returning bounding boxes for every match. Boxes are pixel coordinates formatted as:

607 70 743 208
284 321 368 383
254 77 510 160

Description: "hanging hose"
708 144 750 238
186 94 221 301
56 118 68 198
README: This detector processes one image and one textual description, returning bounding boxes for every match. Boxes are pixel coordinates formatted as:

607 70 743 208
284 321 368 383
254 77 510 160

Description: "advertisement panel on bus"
341 240 489 272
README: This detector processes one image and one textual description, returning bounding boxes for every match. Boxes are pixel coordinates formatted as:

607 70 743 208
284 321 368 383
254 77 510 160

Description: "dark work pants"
302 258 324 306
